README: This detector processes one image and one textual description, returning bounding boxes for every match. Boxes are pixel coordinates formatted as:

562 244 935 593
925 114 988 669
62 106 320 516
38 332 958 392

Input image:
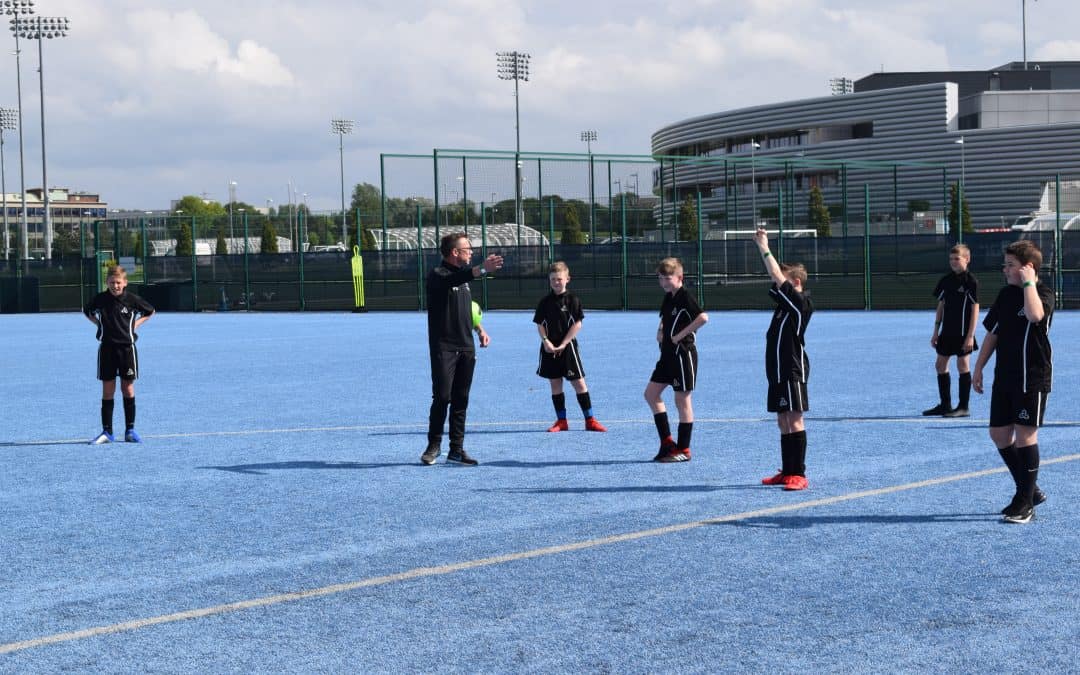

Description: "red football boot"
584 417 607 432
782 475 809 491
546 419 569 432
761 471 788 486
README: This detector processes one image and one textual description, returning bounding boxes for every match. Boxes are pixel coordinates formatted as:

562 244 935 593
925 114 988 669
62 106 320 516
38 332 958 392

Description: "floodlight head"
496 51 530 81
0 106 17 131
11 15 69 39
0 0 35 17
580 130 597 142
330 118 355 135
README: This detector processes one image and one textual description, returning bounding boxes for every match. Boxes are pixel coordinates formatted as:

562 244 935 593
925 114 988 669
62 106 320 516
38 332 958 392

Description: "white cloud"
218 40 294 87
30 0 1080 210
978 21 1017 50
125 9 293 86
1035 40 1080 61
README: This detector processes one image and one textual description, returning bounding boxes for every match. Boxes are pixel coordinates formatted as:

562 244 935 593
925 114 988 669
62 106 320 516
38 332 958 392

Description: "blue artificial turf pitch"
1 309 1077 672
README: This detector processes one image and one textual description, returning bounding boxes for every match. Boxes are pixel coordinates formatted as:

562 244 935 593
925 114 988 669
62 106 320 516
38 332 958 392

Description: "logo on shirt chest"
120 306 130 315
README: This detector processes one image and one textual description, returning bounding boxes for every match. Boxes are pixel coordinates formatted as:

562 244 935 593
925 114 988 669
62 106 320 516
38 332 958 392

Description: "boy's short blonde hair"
949 244 971 258
656 257 683 275
548 261 570 275
780 262 807 286
107 265 127 279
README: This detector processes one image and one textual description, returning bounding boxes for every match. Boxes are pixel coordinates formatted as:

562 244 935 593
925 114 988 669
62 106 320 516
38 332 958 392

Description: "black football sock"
936 373 952 408
957 372 972 409
780 432 796 475
552 393 567 419
791 430 807 476
997 445 1022 489
1015 444 1040 506
123 397 136 430
101 399 114 435
576 391 593 418
676 422 693 450
653 412 671 442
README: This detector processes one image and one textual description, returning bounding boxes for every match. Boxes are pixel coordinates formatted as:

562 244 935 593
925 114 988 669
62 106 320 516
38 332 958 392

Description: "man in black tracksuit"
420 233 503 466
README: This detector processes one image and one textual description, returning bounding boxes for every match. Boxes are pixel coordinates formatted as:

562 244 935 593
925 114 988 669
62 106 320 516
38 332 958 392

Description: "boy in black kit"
83 266 155 444
972 240 1052 524
923 244 979 417
645 258 708 462
533 261 607 433
753 229 813 490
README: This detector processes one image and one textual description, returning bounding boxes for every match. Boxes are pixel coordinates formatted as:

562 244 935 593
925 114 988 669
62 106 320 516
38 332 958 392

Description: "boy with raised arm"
753 229 814 490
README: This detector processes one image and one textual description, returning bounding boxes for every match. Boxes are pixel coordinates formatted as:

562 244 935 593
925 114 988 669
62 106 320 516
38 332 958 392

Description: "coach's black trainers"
420 442 441 465
1002 503 1034 524
942 407 969 418
922 404 952 416
446 449 479 466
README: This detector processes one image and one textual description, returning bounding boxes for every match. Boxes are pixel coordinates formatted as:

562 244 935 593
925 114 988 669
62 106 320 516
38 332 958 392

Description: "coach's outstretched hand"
482 254 504 274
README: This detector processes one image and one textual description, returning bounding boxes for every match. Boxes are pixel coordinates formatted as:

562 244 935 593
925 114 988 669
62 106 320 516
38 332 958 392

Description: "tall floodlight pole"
955 136 966 194
330 119 354 247
0 107 15 259
228 180 237 247
581 130 597 235
497 51 530 227
955 136 966 236
12 13 69 261
4 0 35 261
1023 0 1030 70
750 138 761 227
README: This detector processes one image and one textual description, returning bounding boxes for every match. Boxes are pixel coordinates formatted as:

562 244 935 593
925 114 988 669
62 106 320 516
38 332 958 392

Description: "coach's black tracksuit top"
83 291 155 345
426 261 476 353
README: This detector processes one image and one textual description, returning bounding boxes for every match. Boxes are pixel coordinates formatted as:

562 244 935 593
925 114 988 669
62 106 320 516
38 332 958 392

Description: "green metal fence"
1 165 1077 314
1 226 1078 314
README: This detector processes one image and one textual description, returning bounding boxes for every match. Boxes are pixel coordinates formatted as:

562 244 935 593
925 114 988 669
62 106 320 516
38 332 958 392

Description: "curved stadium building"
651 62 1080 231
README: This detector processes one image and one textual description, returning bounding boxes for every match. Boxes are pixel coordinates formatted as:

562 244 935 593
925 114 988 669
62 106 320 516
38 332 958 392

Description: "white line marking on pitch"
15 417 1080 446
2 452 1077 655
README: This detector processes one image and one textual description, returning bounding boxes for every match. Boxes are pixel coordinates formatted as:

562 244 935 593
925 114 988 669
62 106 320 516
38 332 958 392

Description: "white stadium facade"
651 62 1080 231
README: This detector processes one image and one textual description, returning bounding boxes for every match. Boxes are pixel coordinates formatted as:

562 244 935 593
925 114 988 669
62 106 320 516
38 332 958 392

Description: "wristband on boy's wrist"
762 251 771 259
1022 280 1035 288
541 336 550 342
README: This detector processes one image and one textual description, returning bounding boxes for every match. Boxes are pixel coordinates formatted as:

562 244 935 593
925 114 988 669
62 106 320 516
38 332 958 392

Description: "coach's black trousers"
428 350 477 449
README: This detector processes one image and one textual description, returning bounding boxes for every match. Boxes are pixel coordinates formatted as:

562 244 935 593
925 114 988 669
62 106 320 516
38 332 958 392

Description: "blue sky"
2 0 1077 210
